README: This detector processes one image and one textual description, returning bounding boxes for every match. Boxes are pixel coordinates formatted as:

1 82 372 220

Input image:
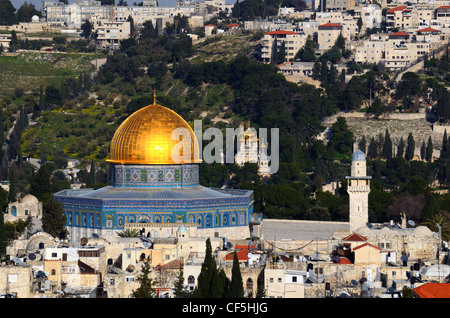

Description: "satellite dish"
80 237 88 246
127 264 135 272
366 222 373 229
351 279 358 286
28 253 36 261
408 220 415 227
92 233 99 238
248 253 253 258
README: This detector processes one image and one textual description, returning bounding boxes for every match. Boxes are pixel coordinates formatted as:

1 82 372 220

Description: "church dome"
108 102 200 165
352 149 366 161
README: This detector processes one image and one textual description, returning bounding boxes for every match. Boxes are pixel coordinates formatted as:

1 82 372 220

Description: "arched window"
246 278 253 295
11 206 17 217
188 275 195 284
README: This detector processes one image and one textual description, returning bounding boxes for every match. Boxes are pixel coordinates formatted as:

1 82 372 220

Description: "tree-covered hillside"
0 23 449 239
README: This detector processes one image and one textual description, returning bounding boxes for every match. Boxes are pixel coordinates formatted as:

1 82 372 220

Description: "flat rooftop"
261 219 349 241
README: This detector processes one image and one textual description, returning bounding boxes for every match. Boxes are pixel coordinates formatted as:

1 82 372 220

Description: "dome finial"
153 89 156 105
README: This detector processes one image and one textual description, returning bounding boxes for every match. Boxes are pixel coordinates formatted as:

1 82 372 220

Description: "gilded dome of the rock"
108 103 200 165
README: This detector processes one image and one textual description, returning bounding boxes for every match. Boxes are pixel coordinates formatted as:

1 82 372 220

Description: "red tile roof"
413 283 450 298
338 257 352 264
224 249 249 262
353 242 382 251
227 23 239 27
437 5 450 9
387 6 407 13
155 259 183 270
416 27 440 33
318 23 342 28
389 31 410 37
343 233 368 242
265 30 299 35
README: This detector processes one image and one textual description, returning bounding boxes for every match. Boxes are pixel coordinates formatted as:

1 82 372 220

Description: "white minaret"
346 149 371 233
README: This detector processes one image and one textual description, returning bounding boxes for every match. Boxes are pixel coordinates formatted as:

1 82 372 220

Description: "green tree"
441 129 448 158
397 137 405 158
420 141 426 160
117 228 140 237
426 136 433 162
30 164 52 201
192 238 223 298
0 0 16 25
16 2 40 22
328 117 354 154
42 196 67 238
81 19 93 39
173 268 189 298
255 266 266 298
0 208 6 258
227 251 244 298
295 35 316 62
271 38 278 64
405 132 415 161
357 17 363 32
8 164 16 203
132 257 156 298
383 129 392 160
278 41 286 64
422 211 450 241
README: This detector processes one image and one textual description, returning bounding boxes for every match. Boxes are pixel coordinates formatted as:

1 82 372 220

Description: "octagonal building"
54 100 254 243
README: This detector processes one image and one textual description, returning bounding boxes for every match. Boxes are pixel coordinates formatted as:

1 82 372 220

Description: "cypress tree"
278 41 286 64
383 129 392 160
426 136 433 162
173 268 189 298
421 141 426 160
271 39 278 65
397 137 405 158
8 164 16 203
256 265 266 298
441 129 448 158
132 257 156 298
38 84 45 112
87 160 96 187
193 238 220 298
367 137 377 159
405 132 415 161
0 207 6 258
358 136 367 154
227 251 244 298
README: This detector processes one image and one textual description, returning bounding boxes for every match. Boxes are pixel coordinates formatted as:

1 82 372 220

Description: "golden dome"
108 102 200 165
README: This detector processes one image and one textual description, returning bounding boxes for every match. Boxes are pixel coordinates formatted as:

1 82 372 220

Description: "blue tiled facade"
54 163 255 238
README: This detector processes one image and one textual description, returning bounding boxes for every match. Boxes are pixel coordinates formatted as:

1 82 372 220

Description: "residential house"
261 30 307 63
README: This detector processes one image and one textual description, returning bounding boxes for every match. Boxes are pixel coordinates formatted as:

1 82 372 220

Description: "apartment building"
42 0 112 28
317 23 343 51
94 20 131 49
261 30 307 63
42 0 196 28
353 4 382 32
385 5 434 31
